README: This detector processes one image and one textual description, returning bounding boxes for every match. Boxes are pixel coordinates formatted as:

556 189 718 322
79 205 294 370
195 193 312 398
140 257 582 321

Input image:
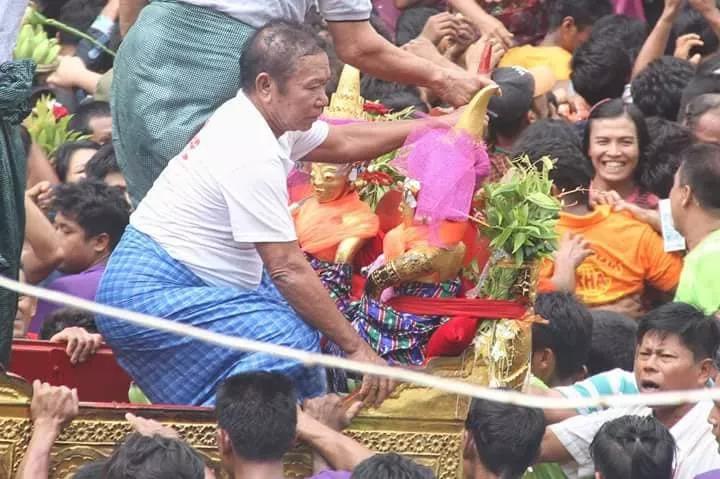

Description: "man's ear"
91 232 111 254
255 73 274 100
462 429 477 459
532 348 555 381
216 428 233 457
699 358 715 386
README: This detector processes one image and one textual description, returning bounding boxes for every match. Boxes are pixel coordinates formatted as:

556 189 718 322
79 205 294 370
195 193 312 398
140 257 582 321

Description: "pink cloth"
611 0 645 20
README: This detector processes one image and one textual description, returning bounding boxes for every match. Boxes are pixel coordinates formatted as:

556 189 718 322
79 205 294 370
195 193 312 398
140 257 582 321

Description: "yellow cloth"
499 45 572 81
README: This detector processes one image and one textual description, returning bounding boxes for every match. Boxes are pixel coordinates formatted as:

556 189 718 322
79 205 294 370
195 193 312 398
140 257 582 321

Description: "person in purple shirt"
29 180 130 334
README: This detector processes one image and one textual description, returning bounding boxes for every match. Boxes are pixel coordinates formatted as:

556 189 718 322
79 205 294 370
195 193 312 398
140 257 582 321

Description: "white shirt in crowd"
131 90 329 290
549 401 720 479
178 0 371 28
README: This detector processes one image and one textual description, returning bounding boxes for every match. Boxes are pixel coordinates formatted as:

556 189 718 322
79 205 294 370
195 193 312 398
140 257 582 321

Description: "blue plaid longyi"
95 226 326 406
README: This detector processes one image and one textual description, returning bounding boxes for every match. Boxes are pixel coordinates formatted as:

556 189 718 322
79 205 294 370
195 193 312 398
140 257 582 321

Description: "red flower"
360 171 394 186
363 101 391 115
52 103 69 120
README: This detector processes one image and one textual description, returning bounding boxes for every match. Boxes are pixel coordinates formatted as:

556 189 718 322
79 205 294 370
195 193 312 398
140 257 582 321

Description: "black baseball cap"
488 66 556 124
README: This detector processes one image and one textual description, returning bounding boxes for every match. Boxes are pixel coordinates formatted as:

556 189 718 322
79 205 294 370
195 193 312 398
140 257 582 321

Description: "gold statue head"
310 163 352 203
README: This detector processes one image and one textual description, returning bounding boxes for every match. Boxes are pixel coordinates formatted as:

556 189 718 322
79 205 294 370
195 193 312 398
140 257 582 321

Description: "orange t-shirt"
539 206 682 306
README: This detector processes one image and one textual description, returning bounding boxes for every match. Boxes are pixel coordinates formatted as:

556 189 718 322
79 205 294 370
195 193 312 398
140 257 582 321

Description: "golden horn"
324 64 365 119
454 84 501 140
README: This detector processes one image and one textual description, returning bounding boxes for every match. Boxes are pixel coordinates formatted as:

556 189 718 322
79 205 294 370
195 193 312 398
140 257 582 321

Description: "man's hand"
662 0 684 18
421 12 461 45
302 394 364 432
50 327 104 365
434 68 493 107
30 380 79 429
464 36 506 73
689 0 720 16
25 181 54 213
674 33 704 64
125 413 180 439
346 346 396 408
550 232 593 292
47 56 94 91
473 13 513 50
590 189 661 232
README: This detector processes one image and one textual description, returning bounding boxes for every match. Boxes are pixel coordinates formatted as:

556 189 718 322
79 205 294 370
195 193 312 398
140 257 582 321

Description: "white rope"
2 274 720 410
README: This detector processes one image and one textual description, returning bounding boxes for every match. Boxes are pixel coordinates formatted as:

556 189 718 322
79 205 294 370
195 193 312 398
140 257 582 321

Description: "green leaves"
24 95 90 157
481 155 561 265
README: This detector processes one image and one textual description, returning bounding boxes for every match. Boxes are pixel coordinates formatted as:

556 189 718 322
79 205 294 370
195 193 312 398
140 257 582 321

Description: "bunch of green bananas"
13 24 61 66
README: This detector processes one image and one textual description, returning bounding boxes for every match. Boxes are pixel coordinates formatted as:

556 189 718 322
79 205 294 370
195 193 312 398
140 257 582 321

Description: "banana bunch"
13 23 61 66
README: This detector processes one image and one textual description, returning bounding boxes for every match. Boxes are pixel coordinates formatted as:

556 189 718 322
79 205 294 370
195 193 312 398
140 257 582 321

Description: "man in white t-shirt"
536 302 720 479
96 21 457 406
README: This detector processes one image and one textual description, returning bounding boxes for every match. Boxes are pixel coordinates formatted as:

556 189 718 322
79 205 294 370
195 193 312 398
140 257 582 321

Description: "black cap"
488 67 536 125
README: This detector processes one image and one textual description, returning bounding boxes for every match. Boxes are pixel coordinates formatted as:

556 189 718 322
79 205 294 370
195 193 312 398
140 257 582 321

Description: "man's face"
271 53 331 132
88 115 112 144
54 212 104 274
694 111 720 145
669 168 689 235
634 331 708 395
66 148 97 183
708 393 720 452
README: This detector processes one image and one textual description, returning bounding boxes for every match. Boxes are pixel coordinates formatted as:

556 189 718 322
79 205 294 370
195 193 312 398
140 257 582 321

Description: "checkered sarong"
111 0 255 205
95 226 325 405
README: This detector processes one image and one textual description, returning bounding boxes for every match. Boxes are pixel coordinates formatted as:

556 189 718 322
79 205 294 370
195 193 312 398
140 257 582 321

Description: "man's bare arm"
119 0 147 36
537 428 573 464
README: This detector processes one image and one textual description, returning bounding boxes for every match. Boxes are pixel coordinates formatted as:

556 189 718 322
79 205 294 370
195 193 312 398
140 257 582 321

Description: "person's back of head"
40 307 97 340
589 15 648 63
351 453 435 479
85 143 120 180
675 143 720 215
590 415 675 479
104 433 206 479
465 396 545 479
360 75 428 113
532 292 593 386
215 372 297 463
73 460 106 479
52 179 131 252
642 117 694 198
571 37 632 106
588 310 638 375
679 74 720 118
631 57 695 121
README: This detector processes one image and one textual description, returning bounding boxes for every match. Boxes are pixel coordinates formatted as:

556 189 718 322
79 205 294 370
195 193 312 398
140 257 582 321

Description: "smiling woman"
583 99 659 210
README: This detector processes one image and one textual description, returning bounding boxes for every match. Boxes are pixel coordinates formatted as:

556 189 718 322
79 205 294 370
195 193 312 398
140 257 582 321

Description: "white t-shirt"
131 91 330 290
549 401 720 479
178 0 371 27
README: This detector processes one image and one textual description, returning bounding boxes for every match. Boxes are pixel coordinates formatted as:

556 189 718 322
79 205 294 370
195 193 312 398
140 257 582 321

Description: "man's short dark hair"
215 372 297 461
351 453 434 479
73 460 106 479
588 310 638 376
360 76 428 113
631 57 695 121
52 140 101 182
465 397 545 479
85 143 121 180
548 0 612 31
678 143 720 211
571 37 632 106
240 20 327 93
52 180 131 250
533 292 593 381
68 101 111 135
642 117 694 198
637 302 720 362
590 415 675 479
40 307 98 340
589 15 648 63
104 433 205 479
679 75 720 117
681 93 720 133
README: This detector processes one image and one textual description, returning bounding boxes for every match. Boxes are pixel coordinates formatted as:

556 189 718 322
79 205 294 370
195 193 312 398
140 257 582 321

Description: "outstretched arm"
631 0 682 78
118 0 147 36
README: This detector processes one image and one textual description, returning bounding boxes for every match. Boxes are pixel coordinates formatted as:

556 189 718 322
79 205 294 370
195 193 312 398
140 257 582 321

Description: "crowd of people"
2 0 720 477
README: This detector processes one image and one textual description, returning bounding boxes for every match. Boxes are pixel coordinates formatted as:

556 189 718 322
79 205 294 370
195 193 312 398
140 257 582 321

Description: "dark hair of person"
360 75 428 113
465 396 545 479
215 372 297 461
40 307 98 340
532 292 593 381
548 0 613 31
68 101 111 135
588 310 638 376
52 180 131 250
590 415 675 479
512 119 592 204
52 140 102 182
351 453 435 479
631 57 695 121
668 6 720 59
104 433 205 479
582 98 649 184
679 75 720 117
395 6 443 46
84 143 120 180
589 15 648 63
697 52 720 75
637 302 720 361
240 20 327 93
56 0 104 46
73 460 106 479
678 143 720 211
680 93 720 132
642 117 694 198
571 38 632 106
